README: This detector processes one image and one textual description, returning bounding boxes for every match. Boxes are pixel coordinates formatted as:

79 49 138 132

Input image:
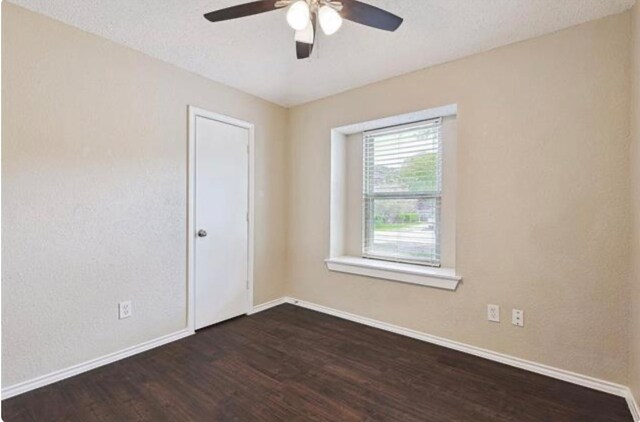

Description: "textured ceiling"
8 0 636 106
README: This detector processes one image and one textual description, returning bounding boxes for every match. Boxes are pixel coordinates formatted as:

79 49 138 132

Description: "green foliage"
399 152 438 192
399 212 419 223
374 222 422 232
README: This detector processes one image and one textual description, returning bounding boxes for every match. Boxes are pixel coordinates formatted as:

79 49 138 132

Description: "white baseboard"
2 297 283 401
2 328 193 400
249 297 288 315
626 389 640 422
284 297 632 401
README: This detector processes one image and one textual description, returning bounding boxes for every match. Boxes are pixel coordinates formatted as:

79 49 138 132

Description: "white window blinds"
363 118 442 267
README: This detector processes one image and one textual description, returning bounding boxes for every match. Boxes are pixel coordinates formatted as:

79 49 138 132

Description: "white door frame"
187 105 255 332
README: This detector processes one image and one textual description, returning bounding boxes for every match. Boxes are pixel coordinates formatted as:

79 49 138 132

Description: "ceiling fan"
204 0 403 59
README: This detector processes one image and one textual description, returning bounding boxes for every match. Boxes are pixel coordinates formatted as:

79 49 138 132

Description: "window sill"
324 256 461 291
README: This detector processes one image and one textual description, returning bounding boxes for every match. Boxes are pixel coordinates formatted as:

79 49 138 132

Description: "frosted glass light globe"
319 5 343 35
295 22 315 44
287 1 311 31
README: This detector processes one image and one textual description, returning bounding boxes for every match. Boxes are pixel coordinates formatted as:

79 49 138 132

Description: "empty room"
2 0 640 420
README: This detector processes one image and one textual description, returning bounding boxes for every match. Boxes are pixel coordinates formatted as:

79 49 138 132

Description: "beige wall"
631 1 640 407
286 12 631 384
345 133 364 256
2 3 288 387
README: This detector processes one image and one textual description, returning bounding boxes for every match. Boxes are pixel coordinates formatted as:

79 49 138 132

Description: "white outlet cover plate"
488 304 500 323
512 309 524 327
119 301 132 319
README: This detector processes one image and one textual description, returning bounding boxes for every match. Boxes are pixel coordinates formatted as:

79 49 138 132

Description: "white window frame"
325 105 461 291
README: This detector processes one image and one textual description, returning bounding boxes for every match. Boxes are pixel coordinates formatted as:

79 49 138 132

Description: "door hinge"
246 279 249 289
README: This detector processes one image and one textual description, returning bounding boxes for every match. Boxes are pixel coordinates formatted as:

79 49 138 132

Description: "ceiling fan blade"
340 0 403 32
296 13 317 60
204 1 282 23
296 41 313 59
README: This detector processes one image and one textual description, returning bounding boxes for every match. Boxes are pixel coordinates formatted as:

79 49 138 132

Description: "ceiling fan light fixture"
295 21 315 44
287 1 311 31
204 0 403 60
318 5 343 35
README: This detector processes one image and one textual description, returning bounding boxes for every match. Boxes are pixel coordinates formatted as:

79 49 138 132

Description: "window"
363 118 442 267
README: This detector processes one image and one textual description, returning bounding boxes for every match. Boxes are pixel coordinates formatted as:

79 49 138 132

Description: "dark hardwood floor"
2 304 633 421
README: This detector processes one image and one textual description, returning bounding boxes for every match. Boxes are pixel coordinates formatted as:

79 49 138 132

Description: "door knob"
197 229 208 238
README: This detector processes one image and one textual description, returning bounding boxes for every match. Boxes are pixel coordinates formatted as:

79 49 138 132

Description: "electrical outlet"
487 304 500 323
119 301 132 319
512 309 524 327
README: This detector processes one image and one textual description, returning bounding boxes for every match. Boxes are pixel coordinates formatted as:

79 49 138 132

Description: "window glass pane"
364 122 441 195
363 119 443 266
364 197 440 265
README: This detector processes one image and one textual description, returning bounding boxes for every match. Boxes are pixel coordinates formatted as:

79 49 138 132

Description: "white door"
194 115 249 330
